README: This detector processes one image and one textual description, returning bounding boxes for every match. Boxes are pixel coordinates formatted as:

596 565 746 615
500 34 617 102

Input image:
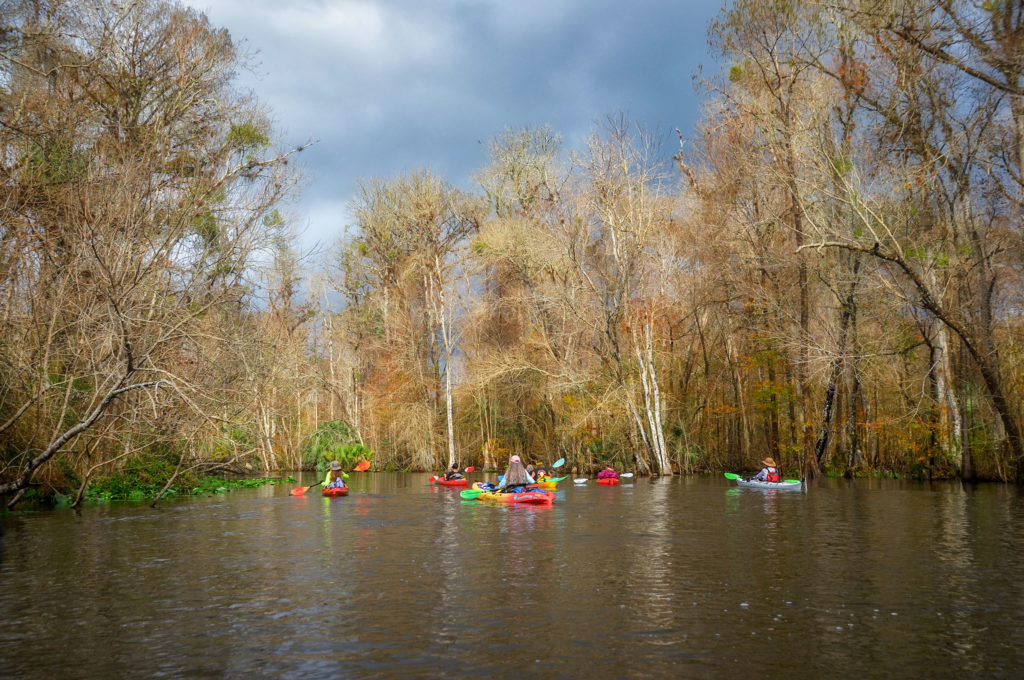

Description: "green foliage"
86 452 179 501
728 63 744 82
83 449 295 503
227 121 270 150
24 139 89 184
194 211 219 246
263 209 286 229
300 420 373 471
831 155 853 177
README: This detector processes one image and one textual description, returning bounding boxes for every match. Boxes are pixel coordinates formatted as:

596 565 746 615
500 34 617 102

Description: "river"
1 473 1022 678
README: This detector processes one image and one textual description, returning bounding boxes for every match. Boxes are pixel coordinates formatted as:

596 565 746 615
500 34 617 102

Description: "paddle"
354 460 371 472
551 457 565 469
574 478 588 484
290 481 322 496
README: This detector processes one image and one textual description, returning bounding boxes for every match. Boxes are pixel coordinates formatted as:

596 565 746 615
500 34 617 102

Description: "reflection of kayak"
434 478 468 487
597 478 619 486
734 477 802 490
469 482 554 505
322 486 349 496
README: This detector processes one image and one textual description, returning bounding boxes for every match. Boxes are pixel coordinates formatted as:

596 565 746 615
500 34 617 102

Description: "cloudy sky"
185 0 724 253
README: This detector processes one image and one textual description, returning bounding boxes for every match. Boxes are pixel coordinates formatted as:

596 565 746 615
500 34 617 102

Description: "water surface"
1 474 1022 678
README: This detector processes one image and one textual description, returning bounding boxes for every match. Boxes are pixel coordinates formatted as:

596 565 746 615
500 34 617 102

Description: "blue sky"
185 0 723 254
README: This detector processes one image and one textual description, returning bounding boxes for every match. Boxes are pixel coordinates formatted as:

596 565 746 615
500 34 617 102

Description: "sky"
184 0 724 255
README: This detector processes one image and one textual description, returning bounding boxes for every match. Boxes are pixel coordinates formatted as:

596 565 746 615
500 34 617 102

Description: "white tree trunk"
645 317 672 475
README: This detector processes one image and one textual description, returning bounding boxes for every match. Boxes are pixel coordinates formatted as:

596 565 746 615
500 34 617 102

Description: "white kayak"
735 478 803 490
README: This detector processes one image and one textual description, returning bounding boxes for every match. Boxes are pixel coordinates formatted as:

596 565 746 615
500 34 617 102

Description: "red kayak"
597 478 620 485
322 486 349 496
434 477 469 487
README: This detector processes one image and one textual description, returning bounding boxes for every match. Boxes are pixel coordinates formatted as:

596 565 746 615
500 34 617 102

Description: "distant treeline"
2 0 1022 508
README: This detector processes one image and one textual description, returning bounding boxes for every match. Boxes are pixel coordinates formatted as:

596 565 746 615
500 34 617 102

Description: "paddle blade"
552 457 566 469
620 473 634 478
464 466 475 473
354 460 371 472
723 472 742 480
289 486 310 496
573 478 588 484
551 475 568 482
429 476 437 482
460 489 484 500
785 479 802 484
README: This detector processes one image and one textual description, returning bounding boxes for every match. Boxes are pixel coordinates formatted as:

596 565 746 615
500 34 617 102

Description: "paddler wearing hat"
749 457 781 482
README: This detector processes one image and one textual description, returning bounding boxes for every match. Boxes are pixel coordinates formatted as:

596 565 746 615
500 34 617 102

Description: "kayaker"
750 457 780 482
498 454 536 491
324 460 347 489
535 466 549 481
444 463 464 481
597 465 619 480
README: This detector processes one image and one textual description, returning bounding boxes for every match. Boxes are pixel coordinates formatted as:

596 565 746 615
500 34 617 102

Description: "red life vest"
765 467 780 482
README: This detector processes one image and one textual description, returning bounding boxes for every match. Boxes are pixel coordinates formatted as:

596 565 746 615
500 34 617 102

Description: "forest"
1 0 1022 508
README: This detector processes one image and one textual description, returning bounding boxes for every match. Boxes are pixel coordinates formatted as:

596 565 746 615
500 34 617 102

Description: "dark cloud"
188 0 722 250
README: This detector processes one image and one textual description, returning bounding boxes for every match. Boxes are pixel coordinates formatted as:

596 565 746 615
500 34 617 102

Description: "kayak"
734 477 802 490
533 475 567 489
467 482 554 505
597 478 620 485
322 486 349 496
434 477 469 487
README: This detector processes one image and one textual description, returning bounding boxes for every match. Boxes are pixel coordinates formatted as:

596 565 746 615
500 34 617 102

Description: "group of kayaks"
311 465 804 499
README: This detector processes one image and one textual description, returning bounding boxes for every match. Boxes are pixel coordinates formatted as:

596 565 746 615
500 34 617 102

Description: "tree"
0 0 301 504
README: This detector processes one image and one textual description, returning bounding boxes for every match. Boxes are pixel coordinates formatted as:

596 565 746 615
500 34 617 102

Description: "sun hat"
330 460 342 470
762 457 776 467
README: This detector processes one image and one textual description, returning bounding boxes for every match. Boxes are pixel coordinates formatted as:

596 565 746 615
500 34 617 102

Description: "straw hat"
762 457 776 467
330 460 342 471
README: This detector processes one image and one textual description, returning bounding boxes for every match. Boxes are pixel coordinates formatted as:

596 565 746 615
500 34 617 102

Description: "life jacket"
445 470 464 480
765 466 780 482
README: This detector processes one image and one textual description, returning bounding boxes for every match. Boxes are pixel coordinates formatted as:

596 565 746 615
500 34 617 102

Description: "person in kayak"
444 463 464 481
749 457 780 482
597 465 619 480
534 465 549 481
324 460 348 489
498 455 536 492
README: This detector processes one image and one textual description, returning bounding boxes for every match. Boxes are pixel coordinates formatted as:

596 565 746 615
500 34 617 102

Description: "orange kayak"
597 478 620 485
322 486 349 496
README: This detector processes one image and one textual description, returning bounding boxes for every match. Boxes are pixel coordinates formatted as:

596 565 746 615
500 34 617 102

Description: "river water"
1 473 1022 679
